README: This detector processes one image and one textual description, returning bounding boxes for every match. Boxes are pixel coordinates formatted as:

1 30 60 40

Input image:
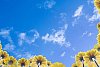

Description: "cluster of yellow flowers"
71 0 100 67
71 24 100 67
0 44 65 67
0 43 65 67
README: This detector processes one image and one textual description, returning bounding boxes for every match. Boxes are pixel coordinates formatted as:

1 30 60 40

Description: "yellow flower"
71 63 79 67
47 61 52 66
30 55 47 67
84 49 100 67
3 56 17 67
97 33 100 43
97 23 100 31
75 52 85 67
18 58 29 67
29 57 33 67
94 0 100 13
0 43 2 50
50 62 65 67
94 44 100 51
0 50 9 60
0 59 6 66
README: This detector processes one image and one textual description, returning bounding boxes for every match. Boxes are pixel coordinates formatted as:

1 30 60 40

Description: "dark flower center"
48 63 50 66
1 54 5 59
89 55 96 61
8 60 13 65
80 57 84 62
36 60 42 65
97 48 100 51
21 63 25 67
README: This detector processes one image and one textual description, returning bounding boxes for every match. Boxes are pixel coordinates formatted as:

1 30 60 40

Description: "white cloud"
72 5 83 27
82 31 93 37
70 55 75 59
73 5 83 17
37 0 56 9
18 30 39 46
42 24 71 47
61 51 66 57
0 28 13 43
87 0 93 5
88 7 100 23
16 52 33 59
4 43 15 51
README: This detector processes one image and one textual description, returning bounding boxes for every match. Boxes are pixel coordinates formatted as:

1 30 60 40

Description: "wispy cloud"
61 51 66 57
0 28 15 51
16 52 33 59
82 31 93 37
87 0 93 5
0 28 13 43
37 0 56 9
18 30 39 46
88 7 100 23
72 5 83 27
73 5 83 18
42 24 71 47
4 43 15 51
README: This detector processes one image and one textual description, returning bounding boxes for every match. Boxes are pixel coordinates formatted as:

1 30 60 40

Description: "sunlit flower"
18 58 29 67
97 33 100 44
84 49 100 67
31 55 47 67
0 43 2 50
0 59 7 67
94 0 100 13
94 44 100 51
97 23 100 31
4 56 17 67
75 52 85 67
0 50 9 60
71 63 79 67
47 61 52 67
50 62 65 67
29 57 33 67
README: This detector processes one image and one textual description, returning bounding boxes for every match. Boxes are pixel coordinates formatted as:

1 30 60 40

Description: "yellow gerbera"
47 61 52 67
71 63 79 67
75 52 85 67
97 23 100 31
50 62 65 67
94 0 100 13
84 49 100 67
29 57 33 67
3 56 17 67
97 33 100 44
0 50 9 60
0 59 6 67
94 44 100 51
18 58 29 67
30 55 47 67
0 43 2 50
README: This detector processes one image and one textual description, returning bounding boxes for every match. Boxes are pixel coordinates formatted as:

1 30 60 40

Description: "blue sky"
0 0 100 67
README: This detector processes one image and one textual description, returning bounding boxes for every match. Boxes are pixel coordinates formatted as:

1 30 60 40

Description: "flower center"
48 64 50 66
1 54 5 59
21 63 25 67
37 60 42 65
97 48 100 51
89 55 96 61
80 57 84 62
8 60 13 65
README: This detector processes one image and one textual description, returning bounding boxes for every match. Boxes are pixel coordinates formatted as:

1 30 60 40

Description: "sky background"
0 0 100 67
